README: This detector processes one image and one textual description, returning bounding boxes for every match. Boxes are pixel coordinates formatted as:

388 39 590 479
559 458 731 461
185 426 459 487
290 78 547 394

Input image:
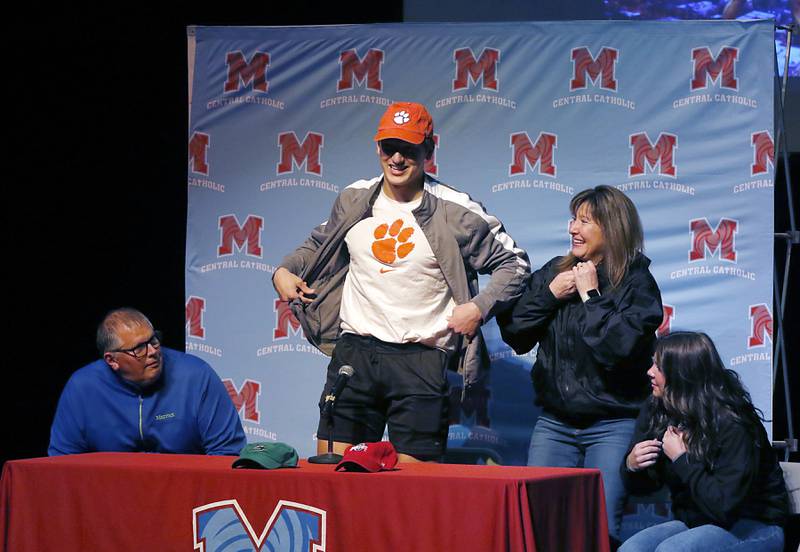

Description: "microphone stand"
308 403 343 464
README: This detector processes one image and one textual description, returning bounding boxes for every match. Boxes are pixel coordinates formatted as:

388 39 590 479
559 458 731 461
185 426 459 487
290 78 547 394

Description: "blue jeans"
619 519 784 552
527 414 635 542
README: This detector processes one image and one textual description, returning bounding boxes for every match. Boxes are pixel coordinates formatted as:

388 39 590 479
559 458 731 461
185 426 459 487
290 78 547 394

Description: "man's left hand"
447 302 483 338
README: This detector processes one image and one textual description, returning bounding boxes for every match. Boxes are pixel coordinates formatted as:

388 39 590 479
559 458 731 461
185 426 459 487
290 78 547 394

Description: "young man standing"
273 102 529 461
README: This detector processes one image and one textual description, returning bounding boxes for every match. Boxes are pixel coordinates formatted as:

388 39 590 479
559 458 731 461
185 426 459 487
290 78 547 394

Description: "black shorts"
316 333 449 458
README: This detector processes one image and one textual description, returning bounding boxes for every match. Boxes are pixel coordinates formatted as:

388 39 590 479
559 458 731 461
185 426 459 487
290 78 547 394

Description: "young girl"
620 331 788 551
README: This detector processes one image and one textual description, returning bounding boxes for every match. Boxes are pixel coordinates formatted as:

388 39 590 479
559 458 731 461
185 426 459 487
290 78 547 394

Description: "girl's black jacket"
621 400 789 528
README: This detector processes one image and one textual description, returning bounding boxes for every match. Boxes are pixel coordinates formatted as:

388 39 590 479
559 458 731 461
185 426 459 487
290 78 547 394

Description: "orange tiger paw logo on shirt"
372 219 415 269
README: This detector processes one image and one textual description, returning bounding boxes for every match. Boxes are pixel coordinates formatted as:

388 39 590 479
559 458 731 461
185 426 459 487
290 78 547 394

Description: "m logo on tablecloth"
189 132 210 175
223 379 262 423
751 131 774 175
453 48 500 91
277 132 324 175
338 49 384 92
689 218 738 262
629 132 678 177
748 304 772 348
274 299 302 340
691 46 738 91
509 132 557 176
570 47 618 92
193 499 326 552
224 51 270 93
186 296 206 339
218 215 264 258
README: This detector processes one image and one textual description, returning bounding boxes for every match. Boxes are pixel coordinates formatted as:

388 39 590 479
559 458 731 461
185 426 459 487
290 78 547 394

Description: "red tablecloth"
0 453 608 551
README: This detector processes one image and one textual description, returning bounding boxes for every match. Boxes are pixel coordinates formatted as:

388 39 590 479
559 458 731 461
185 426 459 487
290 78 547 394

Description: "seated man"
48 307 246 456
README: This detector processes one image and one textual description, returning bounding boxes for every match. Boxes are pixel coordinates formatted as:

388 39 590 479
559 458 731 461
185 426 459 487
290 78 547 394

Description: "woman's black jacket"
497 254 663 426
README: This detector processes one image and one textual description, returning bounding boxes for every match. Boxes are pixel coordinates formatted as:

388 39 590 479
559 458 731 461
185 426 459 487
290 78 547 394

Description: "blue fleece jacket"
48 348 246 456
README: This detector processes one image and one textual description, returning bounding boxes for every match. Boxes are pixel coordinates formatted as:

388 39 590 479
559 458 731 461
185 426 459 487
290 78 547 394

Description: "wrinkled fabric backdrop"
186 20 775 536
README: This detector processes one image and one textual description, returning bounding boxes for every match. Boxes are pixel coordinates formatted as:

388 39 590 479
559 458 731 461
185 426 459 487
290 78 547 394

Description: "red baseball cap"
374 102 434 145
335 441 399 472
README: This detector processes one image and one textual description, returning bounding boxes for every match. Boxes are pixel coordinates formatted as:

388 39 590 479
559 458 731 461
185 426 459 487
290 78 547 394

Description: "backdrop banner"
186 19 774 537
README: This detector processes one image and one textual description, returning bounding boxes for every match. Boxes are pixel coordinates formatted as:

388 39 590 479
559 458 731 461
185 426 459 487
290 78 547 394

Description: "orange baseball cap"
374 102 434 145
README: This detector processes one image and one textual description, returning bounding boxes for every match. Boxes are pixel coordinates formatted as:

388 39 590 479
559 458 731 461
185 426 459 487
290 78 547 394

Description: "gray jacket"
278 174 530 386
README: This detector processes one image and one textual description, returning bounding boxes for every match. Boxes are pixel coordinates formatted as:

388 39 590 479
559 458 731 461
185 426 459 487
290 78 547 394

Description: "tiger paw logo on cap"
374 102 434 145
393 111 410 125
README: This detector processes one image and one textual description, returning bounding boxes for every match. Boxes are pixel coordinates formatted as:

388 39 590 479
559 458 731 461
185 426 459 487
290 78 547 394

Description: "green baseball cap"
232 442 299 469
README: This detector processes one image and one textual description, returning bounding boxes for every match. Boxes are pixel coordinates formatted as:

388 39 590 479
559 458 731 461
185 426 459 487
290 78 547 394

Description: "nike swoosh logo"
379 268 396 274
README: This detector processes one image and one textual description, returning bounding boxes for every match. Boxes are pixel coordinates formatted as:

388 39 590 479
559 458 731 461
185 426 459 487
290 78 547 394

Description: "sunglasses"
379 140 425 159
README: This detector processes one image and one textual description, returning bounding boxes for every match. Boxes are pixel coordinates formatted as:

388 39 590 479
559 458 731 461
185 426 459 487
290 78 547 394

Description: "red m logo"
656 304 675 337
570 47 618 91
629 132 678 178
194 499 325 552
189 132 210 175
453 48 500 91
424 134 439 176
689 218 738 262
509 132 557 176
277 132 324 175
274 299 302 340
751 131 774 176
224 51 270 93
218 215 264 257
337 49 384 92
223 379 262 423
691 47 738 91
748 304 772 348
185 296 206 339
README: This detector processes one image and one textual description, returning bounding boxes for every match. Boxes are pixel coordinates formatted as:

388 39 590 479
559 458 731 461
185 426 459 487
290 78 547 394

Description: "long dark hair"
647 331 764 465
555 185 644 288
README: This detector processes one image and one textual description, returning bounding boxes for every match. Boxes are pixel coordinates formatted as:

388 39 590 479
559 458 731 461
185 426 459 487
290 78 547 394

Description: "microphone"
309 364 355 465
321 365 354 417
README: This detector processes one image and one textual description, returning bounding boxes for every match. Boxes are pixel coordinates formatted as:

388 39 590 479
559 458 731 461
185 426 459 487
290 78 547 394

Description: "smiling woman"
498 185 663 546
556 185 645 290
569 204 604 264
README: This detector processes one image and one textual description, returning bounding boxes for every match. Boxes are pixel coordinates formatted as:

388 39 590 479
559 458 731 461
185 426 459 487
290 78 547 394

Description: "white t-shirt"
339 189 457 351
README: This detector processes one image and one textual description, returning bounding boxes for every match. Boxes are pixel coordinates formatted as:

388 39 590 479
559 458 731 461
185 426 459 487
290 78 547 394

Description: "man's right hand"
548 270 577 300
273 267 316 304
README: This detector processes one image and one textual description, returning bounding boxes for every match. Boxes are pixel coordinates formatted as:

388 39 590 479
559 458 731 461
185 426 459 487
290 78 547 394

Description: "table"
1 453 609 551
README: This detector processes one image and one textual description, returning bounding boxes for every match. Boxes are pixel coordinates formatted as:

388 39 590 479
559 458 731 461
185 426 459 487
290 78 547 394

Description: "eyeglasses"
379 139 425 159
112 331 162 359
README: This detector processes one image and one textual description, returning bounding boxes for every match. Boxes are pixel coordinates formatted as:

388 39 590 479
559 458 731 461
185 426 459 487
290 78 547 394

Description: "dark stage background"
6 7 797 466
